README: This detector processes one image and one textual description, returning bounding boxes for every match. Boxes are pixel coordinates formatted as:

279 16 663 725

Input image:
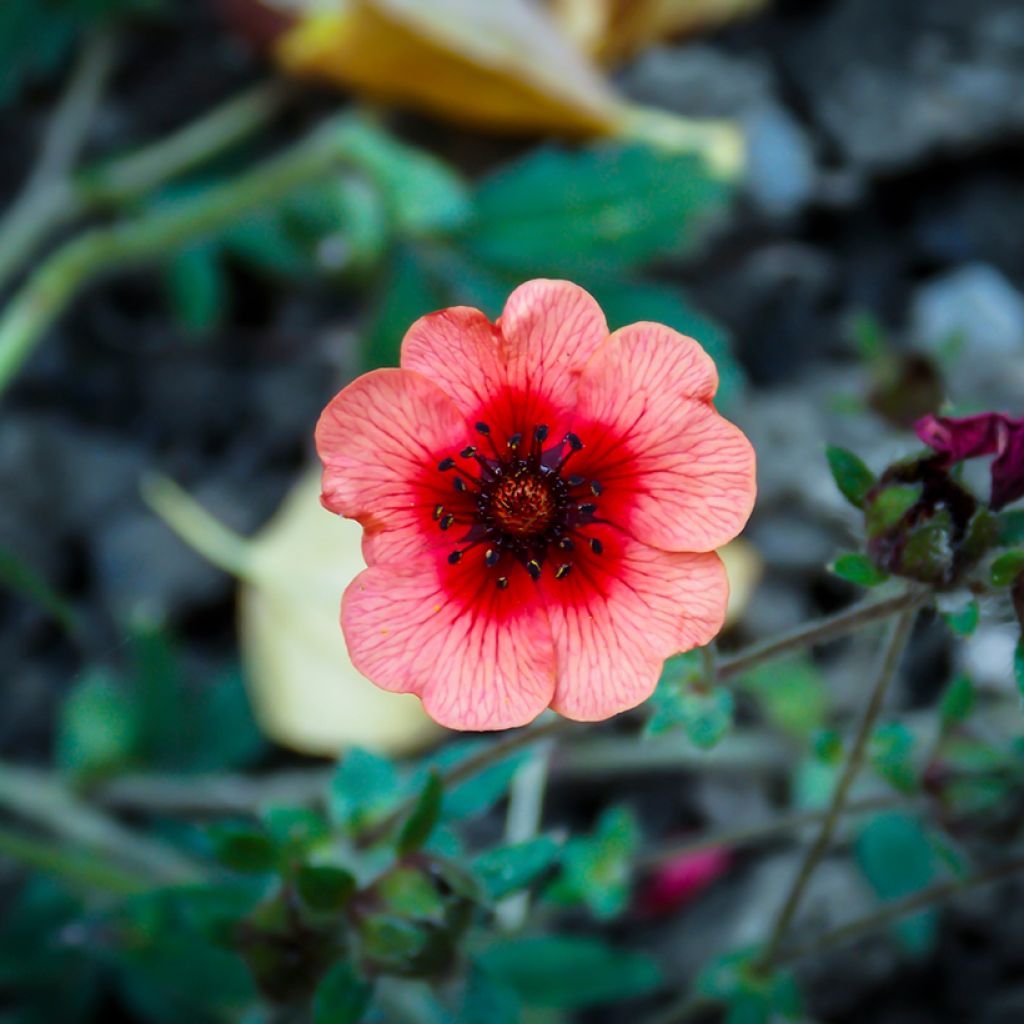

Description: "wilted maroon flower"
915 412 1024 511
638 847 730 916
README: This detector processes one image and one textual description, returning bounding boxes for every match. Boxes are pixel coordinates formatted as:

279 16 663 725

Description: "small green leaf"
813 729 843 765
825 445 876 508
477 936 661 1009
296 865 356 914
397 770 443 855
208 825 277 874
738 658 827 739
552 807 638 919
856 813 938 955
473 836 561 901
1015 638 1024 700
313 961 372 1024
991 550 1024 587
997 510 1024 546
263 806 330 856
941 599 979 637
939 674 975 728
831 553 889 587
865 484 921 537
331 749 398 831
56 670 139 781
869 722 918 794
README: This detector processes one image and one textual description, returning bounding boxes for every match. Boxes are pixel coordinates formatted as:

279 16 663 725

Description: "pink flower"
639 847 731 916
315 280 756 730
915 412 1024 510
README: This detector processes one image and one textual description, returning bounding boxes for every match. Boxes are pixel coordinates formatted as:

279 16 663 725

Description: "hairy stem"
757 607 918 969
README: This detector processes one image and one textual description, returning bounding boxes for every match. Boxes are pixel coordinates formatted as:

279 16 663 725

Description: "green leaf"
129 620 192 769
825 446 876 508
337 116 471 236
849 310 887 364
473 836 561 901
297 865 357 914
478 936 661 1009
1015 638 1024 701
997 510 1024 546
939 674 975 728
865 484 921 538
55 669 139 780
465 143 730 279
551 807 638 919
222 209 313 279
461 964 521 1024
592 280 743 412
941 599 979 637
188 667 265 772
738 658 827 739
831 553 889 587
856 813 938 955
208 825 278 874
313 961 373 1024
331 749 399 831
646 655 733 748
162 244 227 334
374 866 446 920
397 770 444 855
697 948 803 1023
991 550 1024 587
869 722 918 794
263 806 330 856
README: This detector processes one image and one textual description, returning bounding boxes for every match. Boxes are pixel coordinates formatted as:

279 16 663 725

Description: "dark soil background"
3 0 1024 1021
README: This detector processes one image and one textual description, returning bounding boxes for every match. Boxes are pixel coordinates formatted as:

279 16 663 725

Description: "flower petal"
575 325 755 552
992 425 1024 510
915 412 1006 462
544 530 728 721
400 306 506 418
342 563 556 731
499 279 609 414
315 368 471 567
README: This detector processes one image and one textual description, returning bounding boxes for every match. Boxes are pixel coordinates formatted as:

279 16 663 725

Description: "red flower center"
435 421 604 586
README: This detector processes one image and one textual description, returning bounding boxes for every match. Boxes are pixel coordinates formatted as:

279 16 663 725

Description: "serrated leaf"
939 674 975 728
313 961 372 1024
466 144 730 279
991 550 1024 587
825 445 876 508
477 936 661 1009
941 599 979 637
473 836 561 901
397 770 443 854
297 865 357 914
831 552 889 587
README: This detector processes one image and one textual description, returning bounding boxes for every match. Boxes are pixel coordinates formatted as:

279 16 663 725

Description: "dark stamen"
534 424 549 442
475 422 490 435
454 477 467 492
590 481 603 496
526 560 541 581
497 576 509 589
448 550 462 564
566 474 585 488
508 432 522 449
485 549 500 567
432 504 444 520
440 514 455 531
558 537 574 551
554 563 571 579
579 502 597 514
565 433 583 451
438 457 455 471
460 445 477 458
590 537 603 555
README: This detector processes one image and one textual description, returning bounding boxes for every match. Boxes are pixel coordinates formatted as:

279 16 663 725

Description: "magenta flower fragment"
316 280 756 731
915 412 1024 510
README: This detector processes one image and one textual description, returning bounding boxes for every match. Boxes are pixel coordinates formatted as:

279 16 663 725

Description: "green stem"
757 607 918 969
0 28 118 291
0 114 355 396
0 825 149 896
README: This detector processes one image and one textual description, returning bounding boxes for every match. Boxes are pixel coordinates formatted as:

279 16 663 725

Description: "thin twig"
0 28 118 290
776 853 1024 965
757 607 918 969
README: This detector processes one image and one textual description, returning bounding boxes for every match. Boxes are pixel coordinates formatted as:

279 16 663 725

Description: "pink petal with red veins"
315 368 470 568
575 324 755 553
543 530 729 721
342 563 556 731
400 307 505 418
499 279 609 417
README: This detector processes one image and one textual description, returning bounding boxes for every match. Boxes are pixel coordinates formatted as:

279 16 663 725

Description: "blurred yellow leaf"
273 0 618 135
720 537 762 627
551 0 770 64
143 470 439 757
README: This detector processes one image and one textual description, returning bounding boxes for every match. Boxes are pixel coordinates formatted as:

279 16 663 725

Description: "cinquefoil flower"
316 280 755 730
